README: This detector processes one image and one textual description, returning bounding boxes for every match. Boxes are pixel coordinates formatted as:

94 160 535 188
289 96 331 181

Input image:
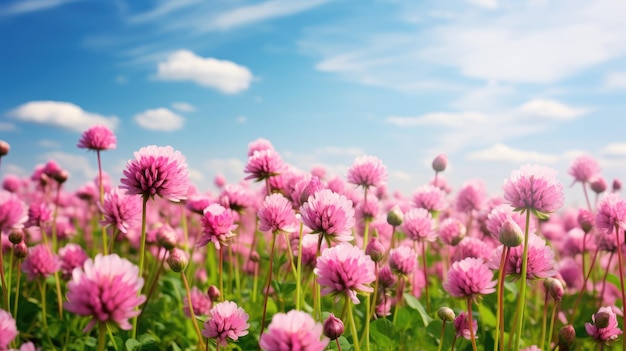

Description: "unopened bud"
386 206 403 227
8 229 23 245
0 141 9 157
499 219 523 247
544 278 564 301
577 209 594 233
323 313 344 340
612 178 622 193
594 311 611 329
432 154 447 173
208 285 221 301
52 169 69 184
167 248 188 272
300 176 323 205
250 251 260 263
365 237 385 262
156 224 177 250
378 266 397 289
14 241 27 259
437 307 455 322
590 176 607 194
558 325 576 348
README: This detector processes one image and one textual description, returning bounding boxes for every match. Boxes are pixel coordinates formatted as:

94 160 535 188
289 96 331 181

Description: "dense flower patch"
0 127 624 350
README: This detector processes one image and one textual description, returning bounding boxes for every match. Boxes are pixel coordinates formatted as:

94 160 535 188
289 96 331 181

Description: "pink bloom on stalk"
259 310 328 351
0 190 27 232
219 184 255 212
22 244 60 281
444 257 496 301
455 180 487 213
65 254 146 331
300 189 355 243
314 243 375 304
569 155 600 184
183 286 212 318
247 138 274 157
595 193 626 235
58 243 88 280
485 204 529 240
120 145 189 202
202 301 249 347
198 204 237 250
585 306 623 343
458 237 493 261
503 164 564 217
402 208 435 242
2 174 21 193
244 149 285 182
432 154 448 172
258 194 298 233
26 201 52 228
413 184 447 212
454 311 478 340
438 217 466 246
389 245 418 276
0 308 17 349
590 175 607 194
346 155 387 189
186 194 213 215
489 233 556 281
100 187 142 234
77 125 117 151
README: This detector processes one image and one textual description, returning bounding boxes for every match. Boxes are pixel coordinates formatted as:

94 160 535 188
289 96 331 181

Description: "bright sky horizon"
2 0 626 209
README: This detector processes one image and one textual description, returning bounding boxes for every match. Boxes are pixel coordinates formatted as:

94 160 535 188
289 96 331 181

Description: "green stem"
495 246 509 351
392 276 404 326
364 291 371 351
7 247 13 312
421 241 430 313
38 280 49 340
219 247 224 301
131 196 148 339
346 297 361 351
295 223 304 310
283 232 298 281
539 288 549 351
181 204 189 250
97 322 106 351
513 211 531 350
437 320 447 351
546 300 558 349
259 233 277 343
12 262 21 319
97 150 108 255
181 272 206 350
369 262 379 319
54 271 63 319
614 225 626 351
467 299 478 351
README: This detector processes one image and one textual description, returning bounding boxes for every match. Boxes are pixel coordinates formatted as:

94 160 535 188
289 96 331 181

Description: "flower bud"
250 251 260 263
0 140 9 157
52 169 69 184
544 278 564 301
378 266 397 289
432 154 447 172
365 237 385 263
207 285 221 301
8 229 24 245
323 313 344 340
577 209 593 233
14 241 28 259
300 176 324 205
558 325 576 349
499 219 523 247
156 224 177 250
594 311 611 329
167 248 188 272
437 307 455 322
612 178 622 193
590 176 607 194
386 206 403 227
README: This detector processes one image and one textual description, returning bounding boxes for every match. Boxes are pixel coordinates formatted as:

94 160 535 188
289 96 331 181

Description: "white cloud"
517 99 588 120
390 170 412 181
128 0 201 24
187 166 205 184
313 146 364 157
467 143 559 163
386 112 488 128
0 0 76 16
205 158 245 185
604 71 626 89
133 108 184 131
210 0 330 31
7 101 119 132
171 102 196 112
0 122 16 131
156 50 253 94
465 0 498 10
236 116 247 124
38 139 61 149
600 143 626 158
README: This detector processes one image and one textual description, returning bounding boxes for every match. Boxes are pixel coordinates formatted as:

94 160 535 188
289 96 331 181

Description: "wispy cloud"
467 143 560 163
0 0 76 16
600 143 626 158
604 71 626 89
133 108 184 131
155 50 253 94
386 112 487 128
171 102 196 113
517 99 588 120
7 101 119 132
0 122 16 131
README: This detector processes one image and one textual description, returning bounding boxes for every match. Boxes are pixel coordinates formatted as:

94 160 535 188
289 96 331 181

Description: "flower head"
503 164 564 217
247 138 274 157
438 217 466 246
314 243 375 304
58 243 88 280
0 190 27 232
65 254 146 331
259 310 328 351
244 149 285 182
99 187 142 234
413 185 447 212
202 301 249 347
585 306 622 344
432 154 447 172
346 155 387 189
183 286 212 318
485 204 528 241
402 208 435 242
22 244 60 281
198 204 237 249
595 193 626 235
444 257 496 301
569 155 600 183
77 125 117 151
454 311 478 340
455 180 487 213
300 189 355 243
120 145 189 202
258 194 298 234
389 245 418 276
489 233 556 281
0 308 17 349
323 313 344 340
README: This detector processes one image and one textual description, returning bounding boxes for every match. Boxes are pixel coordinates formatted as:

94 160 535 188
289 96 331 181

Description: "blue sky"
1 0 626 207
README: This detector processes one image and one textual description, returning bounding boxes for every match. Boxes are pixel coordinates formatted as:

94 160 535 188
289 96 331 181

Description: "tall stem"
570 245 600 321
181 272 206 350
437 320 447 351
131 196 148 339
12 262 21 319
219 247 224 301
295 223 304 310
421 241 430 313
495 246 509 351
97 322 106 351
539 288 549 351
259 233 277 345
0 244 7 311
514 211 531 350
97 150 108 255
614 225 626 351
467 299 478 351
346 297 361 351
546 300 559 349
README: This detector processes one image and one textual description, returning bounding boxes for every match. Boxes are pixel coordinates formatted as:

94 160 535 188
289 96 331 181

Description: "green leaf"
369 319 395 351
404 294 433 326
125 338 141 351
